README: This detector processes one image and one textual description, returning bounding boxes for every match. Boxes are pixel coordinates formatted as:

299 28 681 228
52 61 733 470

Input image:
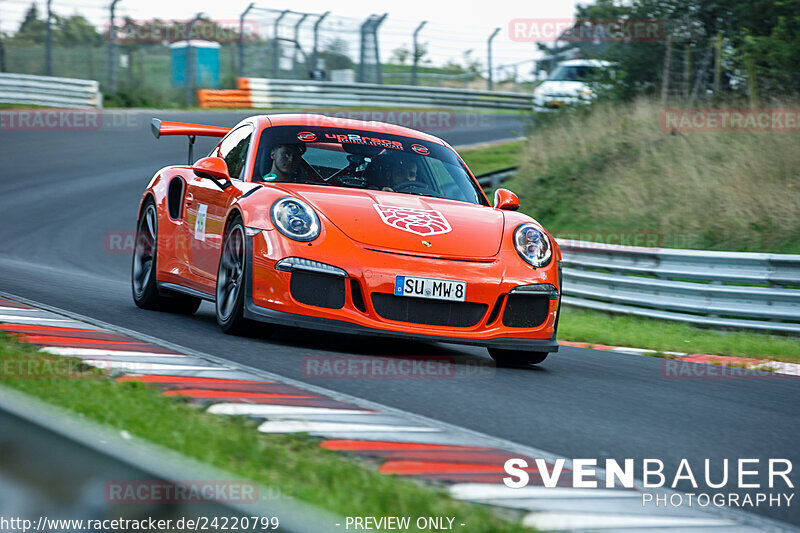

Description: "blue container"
171 41 220 88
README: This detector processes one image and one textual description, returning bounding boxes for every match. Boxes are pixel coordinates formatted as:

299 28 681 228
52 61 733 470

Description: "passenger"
379 154 419 191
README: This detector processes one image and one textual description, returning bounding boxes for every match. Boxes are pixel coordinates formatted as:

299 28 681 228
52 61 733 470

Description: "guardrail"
0 73 102 108
0 384 341 532
197 78 533 111
474 167 800 334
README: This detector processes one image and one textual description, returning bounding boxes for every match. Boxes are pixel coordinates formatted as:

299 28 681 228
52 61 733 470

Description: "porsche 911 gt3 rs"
132 114 561 366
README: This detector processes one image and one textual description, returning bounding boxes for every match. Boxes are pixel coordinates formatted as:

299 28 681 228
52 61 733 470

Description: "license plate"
394 275 466 302
549 100 564 107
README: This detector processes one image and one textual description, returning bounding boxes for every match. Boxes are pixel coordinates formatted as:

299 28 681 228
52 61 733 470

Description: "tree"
319 38 353 70
57 15 103 46
13 3 47 44
390 46 411 65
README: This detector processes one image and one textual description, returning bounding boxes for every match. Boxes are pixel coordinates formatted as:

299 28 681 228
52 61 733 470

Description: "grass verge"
510 99 800 253
0 333 529 532
459 140 525 177
559 307 800 362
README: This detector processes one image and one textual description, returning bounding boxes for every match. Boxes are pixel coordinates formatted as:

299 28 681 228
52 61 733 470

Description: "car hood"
286 187 504 258
538 80 588 96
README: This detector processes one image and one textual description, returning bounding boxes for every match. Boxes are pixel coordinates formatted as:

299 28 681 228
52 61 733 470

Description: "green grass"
0 334 529 532
560 307 800 362
459 140 525 177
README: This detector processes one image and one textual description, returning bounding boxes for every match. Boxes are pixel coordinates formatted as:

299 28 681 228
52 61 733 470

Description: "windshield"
252 125 487 205
549 65 600 81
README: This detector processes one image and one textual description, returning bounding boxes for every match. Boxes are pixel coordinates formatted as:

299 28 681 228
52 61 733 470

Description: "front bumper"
243 230 561 353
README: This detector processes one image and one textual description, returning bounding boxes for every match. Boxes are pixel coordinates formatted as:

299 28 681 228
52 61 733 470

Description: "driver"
262 143 306 182
381 154 419 192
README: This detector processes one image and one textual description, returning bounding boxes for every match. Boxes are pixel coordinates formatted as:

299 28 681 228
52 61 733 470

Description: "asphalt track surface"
0 110 798 527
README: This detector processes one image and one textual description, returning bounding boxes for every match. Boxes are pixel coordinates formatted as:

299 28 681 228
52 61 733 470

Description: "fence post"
713 33 722 101
45 0 53 75
311 11 330 78
272 10 289 78
108 0 121 92
660 33 672 104
292 14 308 79
487 27 500 90
358 13 387 84
185 13 203 108
683 44 691 100
411 21 427 86
238 3 255 78
745 54 759 109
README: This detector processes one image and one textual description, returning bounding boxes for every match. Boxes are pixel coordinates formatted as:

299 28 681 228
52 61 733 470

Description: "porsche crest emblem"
373 204 452 237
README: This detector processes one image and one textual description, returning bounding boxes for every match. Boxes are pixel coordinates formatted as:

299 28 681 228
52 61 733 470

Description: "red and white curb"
0 294 791 532
561 340 800 376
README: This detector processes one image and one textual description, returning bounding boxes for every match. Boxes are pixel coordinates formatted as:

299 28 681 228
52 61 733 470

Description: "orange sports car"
132 114 561 366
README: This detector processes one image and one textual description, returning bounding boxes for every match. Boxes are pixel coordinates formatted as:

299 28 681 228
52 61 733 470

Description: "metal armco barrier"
473 167 800 334
0 73 102 108
559 241 800 334
197 78 533 110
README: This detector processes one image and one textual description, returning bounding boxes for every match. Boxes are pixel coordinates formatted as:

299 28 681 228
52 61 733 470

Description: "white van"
533 59 612 111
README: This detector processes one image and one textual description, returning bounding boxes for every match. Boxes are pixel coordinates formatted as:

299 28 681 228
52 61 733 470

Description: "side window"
425 158 480 203
217 125 253 180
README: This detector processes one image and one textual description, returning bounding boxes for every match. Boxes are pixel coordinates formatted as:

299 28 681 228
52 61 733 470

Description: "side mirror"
192 157 231 190
493 188 520 211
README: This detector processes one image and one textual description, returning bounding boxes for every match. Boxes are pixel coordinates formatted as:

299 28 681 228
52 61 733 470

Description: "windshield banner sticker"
324 132 404 150
374 204 452 236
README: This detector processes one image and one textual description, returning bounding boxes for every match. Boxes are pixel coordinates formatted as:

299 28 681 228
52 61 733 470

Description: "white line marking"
610 347 656 355
0 315 75 325
39 347 185 358
81 360 223 372
755 361 800 376
257 420 439 434
449 484 641 500
208 404 372 416
523 512 733 530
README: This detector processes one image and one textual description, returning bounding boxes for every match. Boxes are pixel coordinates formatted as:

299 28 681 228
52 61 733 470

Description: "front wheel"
131 200 201 314
216 217 259 335
488 348 548 367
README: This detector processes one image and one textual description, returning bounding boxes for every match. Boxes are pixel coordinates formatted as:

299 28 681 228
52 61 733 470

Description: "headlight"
513 223 552 267
581 87 593 96
535 87 545 95
270 197 320 242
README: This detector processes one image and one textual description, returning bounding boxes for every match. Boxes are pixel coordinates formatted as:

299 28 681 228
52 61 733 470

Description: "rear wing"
150 118 231 164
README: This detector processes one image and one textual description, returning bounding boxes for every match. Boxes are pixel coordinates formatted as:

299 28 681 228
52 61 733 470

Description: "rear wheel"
131 200 201 314
216 217 259 335
488 348 548 367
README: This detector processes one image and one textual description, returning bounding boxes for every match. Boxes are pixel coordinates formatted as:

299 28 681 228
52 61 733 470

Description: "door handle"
185 193 194 205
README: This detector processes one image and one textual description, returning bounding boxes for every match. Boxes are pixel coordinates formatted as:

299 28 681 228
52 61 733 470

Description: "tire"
131 199 201 315
488 348 549 367
216 216 255 335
